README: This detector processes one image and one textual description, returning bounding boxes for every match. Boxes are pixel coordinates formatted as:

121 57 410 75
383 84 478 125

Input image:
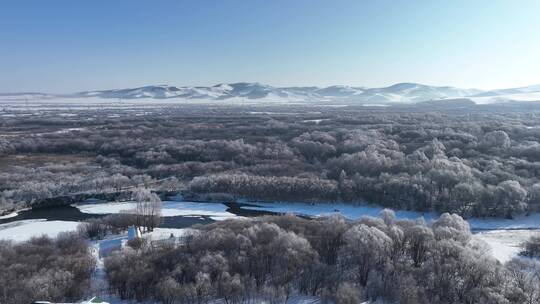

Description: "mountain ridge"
71 82 486 102
2 82 540 104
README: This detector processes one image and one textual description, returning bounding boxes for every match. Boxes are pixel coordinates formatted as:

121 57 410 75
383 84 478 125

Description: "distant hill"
2 82 540 105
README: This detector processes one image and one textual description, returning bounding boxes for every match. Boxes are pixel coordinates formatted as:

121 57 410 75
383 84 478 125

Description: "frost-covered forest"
4 1 540 303
104 212 540 304
2 104 540 303
0 232 95 303
3 211 540 304
3 104 540 218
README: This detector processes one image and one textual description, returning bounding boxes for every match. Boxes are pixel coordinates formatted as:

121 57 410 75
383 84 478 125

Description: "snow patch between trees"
474 229 536 263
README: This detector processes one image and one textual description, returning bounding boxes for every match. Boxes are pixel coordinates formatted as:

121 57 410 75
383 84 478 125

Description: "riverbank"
2 197 539 264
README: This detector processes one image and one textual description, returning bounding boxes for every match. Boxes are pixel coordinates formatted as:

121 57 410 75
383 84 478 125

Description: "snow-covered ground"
0 211 18 219
470 91 540 104
75 200 237 221
3 200 540 263
0 219 79 242
86 227 194 304
89 235 126 304
144 227 193 240
474 229 538 263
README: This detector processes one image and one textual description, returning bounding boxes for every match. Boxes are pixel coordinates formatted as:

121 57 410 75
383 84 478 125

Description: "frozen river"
1 198 539 263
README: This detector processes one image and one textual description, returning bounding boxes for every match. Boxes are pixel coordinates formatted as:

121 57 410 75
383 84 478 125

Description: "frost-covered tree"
132 187 162 232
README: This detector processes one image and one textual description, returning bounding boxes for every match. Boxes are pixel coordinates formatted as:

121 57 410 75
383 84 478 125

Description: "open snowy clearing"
0 219 79 242
75 200 237 221
0 95 309 109
470 91 540 104
474 229 538 263
144 227 194 241
0 218 193 245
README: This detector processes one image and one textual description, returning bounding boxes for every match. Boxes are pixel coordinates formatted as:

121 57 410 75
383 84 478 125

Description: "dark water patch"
31 192 132 210
224 202 278 217
0 204 215 229
161 216 214 228
0 205 104 224
1 200 282 229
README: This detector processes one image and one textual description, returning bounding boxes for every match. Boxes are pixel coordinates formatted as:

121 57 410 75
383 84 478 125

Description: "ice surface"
0 219 79 242
240 201 540 230
239 201 437 222
75 200 237 220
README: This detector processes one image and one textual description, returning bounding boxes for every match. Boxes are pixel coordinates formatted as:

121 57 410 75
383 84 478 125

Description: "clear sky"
1 0 540 92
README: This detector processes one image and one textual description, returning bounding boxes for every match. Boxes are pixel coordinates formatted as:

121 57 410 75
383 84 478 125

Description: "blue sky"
1 0 539 92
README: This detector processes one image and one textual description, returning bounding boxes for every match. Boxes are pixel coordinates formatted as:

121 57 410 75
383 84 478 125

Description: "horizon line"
3 81 539 95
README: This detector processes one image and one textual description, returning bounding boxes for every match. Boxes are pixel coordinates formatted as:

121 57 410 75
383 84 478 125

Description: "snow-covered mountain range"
73 82 484 103
2 82 540 104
